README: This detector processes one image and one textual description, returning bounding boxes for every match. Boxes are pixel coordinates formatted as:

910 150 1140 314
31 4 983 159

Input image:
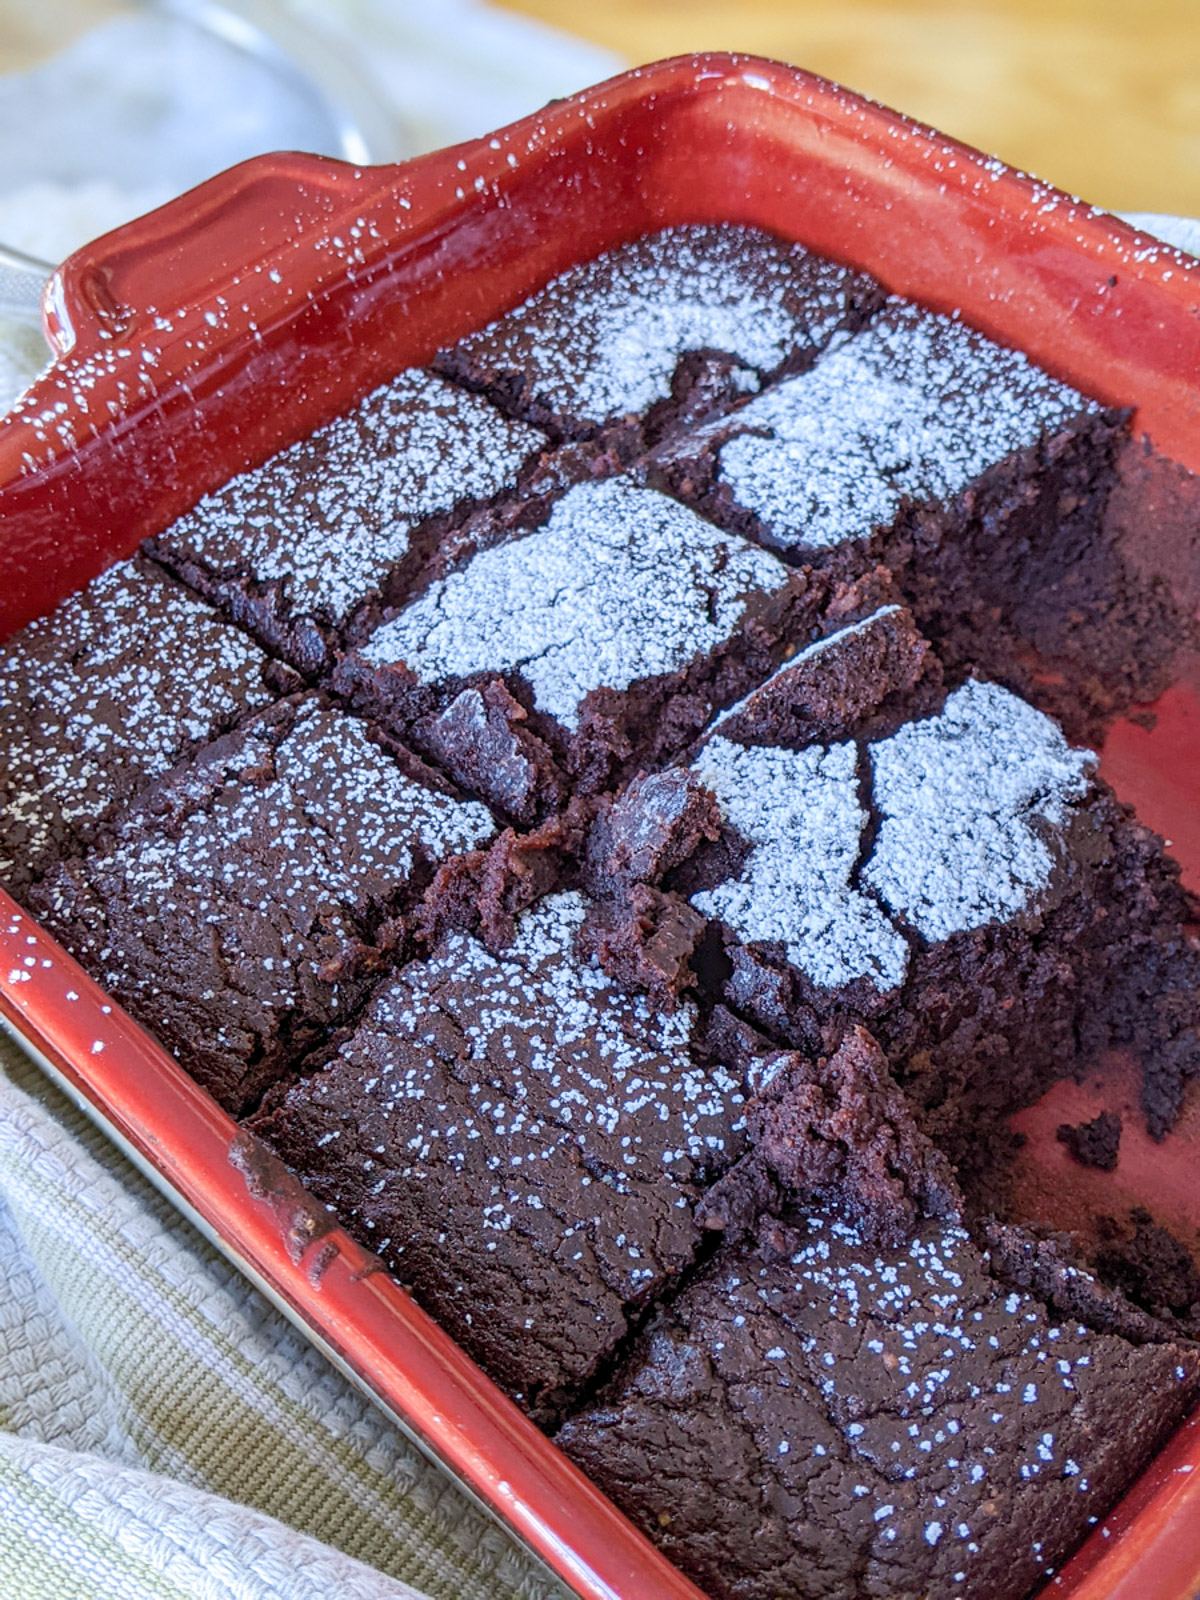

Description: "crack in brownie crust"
599 608 1200 1174
655 299 1105 555
334 476 827 797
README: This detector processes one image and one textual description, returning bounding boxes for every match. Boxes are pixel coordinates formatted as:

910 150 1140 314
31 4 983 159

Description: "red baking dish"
1 51 1199 1600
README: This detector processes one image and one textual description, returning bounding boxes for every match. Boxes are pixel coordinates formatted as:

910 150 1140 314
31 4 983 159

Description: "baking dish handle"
42 150 418 356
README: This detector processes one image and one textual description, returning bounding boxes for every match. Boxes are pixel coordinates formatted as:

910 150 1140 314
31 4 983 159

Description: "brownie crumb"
579 884 706 1008
1056 1108 1122 1170
584 768 722 893
418 798 593 950
697 1024 961 1246
1096 1207 1200 1322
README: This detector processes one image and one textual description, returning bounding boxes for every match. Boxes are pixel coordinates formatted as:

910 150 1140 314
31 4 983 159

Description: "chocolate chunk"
416 680 565 825
1056 1108 1122 1171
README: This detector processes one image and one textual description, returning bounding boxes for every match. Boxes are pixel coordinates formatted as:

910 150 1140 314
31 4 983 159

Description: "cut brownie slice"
148 369 547 675
1 556 284 900
29 696 495 1115
248 890 749 1421
557 1213 1200 1600
647 298 1115 562
593 607 1200 1163
334 475 826 803
434 224 882 443
645 297 1172 738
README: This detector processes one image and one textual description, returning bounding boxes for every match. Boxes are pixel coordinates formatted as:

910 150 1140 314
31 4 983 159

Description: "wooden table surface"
500 0 1200 218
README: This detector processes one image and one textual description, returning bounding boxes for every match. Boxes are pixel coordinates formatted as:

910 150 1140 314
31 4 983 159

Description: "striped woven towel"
0 1026 567 1600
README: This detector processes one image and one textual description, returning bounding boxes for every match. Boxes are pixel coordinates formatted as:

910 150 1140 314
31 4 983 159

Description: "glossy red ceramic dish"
1 51 1199 1600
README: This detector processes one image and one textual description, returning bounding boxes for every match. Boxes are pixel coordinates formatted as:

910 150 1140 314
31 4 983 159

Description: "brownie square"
558 1214 1200 1600
30 696 496 1115
148 369 547 674
645 297 1159 735
334 475 825 802
434 224 883 443
248 890 749 1420
595 607 1200 1165
1 556 282 900
649 297 1115 560
687 673 1097 1001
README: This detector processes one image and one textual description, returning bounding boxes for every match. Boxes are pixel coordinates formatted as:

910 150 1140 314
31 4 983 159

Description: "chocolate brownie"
645 297 1177 739
1095 1208 1200 1325
334 475 827 802
148 369 547 675
558 1213 1200 1600
434 224 882 444
29 696 495 1114
248 890 749 1419
593 607 1200 1165
5 221 1199 1600
0 556 284 900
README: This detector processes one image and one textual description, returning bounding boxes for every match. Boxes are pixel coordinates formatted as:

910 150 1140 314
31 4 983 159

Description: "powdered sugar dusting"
689 680 1095 989
716 300 1098 550
456 224 863 423
357 891 744 1183
778 1217 1128 1526
1 558 275 888
864 680 1097 942
360 478 792 729
258 890 749 1385
159 369 542 620
691 737 909 991
32 699 494 1019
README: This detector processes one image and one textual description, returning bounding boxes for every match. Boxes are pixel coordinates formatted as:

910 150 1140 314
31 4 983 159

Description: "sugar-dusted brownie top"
649 297 1109 557
334 475 822 799
558 1213 1200 1600
679 625 1096 995
30 696 495 1115
0 556 282 900
434 224 882 440
249 890 748 1419
148 369 546 674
